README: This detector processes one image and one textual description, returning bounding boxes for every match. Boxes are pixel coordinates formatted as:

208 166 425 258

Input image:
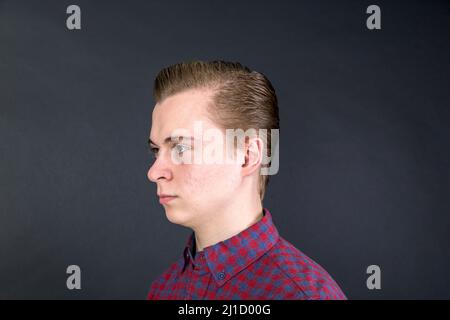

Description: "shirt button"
217 271 226 280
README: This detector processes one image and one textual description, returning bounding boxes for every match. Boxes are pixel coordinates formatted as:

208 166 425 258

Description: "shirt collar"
182 208 279 287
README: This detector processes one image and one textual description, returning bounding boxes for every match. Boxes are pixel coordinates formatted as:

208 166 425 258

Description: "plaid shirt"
147 208 346 300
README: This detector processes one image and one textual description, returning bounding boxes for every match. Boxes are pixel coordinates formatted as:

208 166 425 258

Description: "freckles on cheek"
183 167 208 195
184 166 225 196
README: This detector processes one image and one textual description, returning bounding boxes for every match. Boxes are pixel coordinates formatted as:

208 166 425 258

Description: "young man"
146 61 346 300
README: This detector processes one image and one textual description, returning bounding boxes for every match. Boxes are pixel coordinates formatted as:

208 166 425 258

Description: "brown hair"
153 60 280 203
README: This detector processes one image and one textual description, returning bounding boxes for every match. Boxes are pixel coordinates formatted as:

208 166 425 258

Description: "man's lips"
158 193 177 198
158 194 178 204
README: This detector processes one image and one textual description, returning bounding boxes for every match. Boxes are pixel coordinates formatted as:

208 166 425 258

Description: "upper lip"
158 194 177 197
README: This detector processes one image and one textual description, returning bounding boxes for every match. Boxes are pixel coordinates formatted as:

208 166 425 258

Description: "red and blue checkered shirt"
147 208 347 300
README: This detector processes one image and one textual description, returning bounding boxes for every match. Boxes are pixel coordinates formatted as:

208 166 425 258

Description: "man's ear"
241 137 264 177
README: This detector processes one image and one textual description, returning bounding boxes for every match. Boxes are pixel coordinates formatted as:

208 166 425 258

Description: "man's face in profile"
147 89 244 228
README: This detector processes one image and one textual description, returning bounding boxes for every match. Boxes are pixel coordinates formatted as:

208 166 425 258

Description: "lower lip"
159 196 177 204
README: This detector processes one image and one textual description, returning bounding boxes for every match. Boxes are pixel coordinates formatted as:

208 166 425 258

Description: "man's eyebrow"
148 136 195 147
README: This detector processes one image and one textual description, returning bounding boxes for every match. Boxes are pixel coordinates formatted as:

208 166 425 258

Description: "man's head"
147 61 279 228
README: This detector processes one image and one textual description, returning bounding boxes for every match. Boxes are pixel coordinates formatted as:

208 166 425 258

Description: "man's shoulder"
153 258 183 282
265 236 347 300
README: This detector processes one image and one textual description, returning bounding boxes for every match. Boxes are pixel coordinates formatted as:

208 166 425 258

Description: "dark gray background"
1 0 449 299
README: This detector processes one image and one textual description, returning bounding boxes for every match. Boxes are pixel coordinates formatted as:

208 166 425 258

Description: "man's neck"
193 202 264 253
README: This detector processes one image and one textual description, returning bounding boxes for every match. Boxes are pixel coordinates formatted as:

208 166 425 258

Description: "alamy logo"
366 265 381 290
366 5 381 30
66 265 81 290
150 121 280 176
66 5 81 30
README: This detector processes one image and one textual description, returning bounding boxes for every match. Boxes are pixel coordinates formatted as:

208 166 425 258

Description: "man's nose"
147 153 173 183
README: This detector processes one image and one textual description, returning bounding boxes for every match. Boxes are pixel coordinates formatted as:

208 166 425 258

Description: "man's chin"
164 207 191 226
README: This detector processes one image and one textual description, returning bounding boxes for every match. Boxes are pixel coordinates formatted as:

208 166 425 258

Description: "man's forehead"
150 90 220 145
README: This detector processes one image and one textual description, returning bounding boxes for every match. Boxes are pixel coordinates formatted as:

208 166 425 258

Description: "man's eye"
173 144 189 154
149 148 159 158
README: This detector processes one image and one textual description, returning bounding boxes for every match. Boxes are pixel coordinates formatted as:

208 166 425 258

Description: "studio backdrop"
1 0 449 299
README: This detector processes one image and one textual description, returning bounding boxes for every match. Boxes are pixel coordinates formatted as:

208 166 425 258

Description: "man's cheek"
183 169 209 195
209 166 238 192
